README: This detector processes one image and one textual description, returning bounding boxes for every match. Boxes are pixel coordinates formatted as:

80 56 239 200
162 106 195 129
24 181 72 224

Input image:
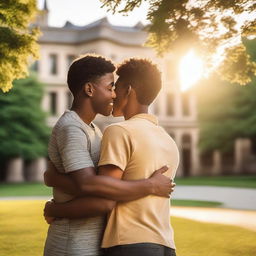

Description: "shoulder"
54 112 81 129
104 122 131 136
53 124 86 143
101 123 133 145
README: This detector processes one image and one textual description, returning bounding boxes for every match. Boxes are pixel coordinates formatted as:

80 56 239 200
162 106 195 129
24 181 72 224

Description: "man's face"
91 73 116 116
112 78 129 117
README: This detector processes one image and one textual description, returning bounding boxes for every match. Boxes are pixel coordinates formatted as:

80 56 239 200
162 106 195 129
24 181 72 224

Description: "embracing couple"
43 54 179 256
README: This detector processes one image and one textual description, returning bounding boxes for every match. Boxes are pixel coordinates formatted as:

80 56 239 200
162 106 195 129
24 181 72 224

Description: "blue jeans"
103 243 176 256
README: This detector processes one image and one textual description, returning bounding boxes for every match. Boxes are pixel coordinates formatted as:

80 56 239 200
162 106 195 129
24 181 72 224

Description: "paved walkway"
170 186 256 231
172 185 256 210
171 206 256 232
1 186 255 210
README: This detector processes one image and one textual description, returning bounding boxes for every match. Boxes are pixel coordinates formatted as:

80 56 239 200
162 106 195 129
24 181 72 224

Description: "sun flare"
179 50 204 92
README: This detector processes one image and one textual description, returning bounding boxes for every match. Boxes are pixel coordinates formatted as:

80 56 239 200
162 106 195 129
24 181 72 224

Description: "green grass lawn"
0 200 255 256
175 175 256 188
0 175 255 198
173 216 256 256
0 183 223 208
0 182 52 197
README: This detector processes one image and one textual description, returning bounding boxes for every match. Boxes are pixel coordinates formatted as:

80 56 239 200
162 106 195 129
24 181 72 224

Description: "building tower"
37 0 49 27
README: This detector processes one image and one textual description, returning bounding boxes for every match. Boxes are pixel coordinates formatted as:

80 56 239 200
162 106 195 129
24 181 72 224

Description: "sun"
179 50 204 92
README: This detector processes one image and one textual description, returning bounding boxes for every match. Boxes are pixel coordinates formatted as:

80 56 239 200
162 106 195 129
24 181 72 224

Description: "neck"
71 98 96 124
124 104 148 120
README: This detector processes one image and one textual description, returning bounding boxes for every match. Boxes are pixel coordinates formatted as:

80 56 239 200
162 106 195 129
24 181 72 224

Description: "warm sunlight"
179 50 204 92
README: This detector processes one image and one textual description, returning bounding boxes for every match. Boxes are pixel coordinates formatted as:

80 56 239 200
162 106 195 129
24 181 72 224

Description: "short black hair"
67 54 115 96
116 58 162 105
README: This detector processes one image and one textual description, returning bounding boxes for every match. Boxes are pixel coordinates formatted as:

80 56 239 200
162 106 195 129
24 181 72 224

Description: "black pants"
103 243 176 256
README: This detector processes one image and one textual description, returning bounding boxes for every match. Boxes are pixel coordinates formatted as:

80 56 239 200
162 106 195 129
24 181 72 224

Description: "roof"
39 17 148 46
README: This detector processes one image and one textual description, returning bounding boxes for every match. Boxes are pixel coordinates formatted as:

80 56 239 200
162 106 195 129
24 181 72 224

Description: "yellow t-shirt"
98 113 179 249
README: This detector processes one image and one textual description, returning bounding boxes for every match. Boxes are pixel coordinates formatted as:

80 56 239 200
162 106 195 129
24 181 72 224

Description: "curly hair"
116 58 162 105
67 54 115 96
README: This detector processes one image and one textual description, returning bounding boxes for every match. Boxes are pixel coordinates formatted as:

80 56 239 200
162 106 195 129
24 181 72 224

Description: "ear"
127 85 132 96
84 82 94 97
127 86 137 100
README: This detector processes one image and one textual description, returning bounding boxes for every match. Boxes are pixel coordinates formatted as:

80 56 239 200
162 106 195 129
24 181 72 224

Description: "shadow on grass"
172 199 222 207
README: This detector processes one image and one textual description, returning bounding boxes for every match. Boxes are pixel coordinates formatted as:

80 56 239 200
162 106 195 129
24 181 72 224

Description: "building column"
158 91 167 118
26 157 47 182
39 50 48 80
59 53 67 80
57 88 67 115
189 93 197 120
42 88 50 113
212 150 222 175
6 157 24 183
174 91 182 120
234 138 251 174
190 129 201 176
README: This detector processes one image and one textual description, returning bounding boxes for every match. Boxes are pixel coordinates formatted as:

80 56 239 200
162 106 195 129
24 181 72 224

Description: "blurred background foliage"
1 0 256 92
0 0 39 92
195 38 256 153
101 0 256 85
0 73 50 165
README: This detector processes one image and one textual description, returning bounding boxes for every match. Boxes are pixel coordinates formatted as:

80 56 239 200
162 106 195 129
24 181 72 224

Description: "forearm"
44 170 78 195
47 197 115 218
79 175 153 201
54 176 78 195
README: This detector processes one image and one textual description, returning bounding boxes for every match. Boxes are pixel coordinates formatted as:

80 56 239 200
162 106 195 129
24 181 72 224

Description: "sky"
37 0 149 27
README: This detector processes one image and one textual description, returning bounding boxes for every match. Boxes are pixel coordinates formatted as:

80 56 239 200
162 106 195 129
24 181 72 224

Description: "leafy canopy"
195 39 256 153
101 0 256 85
0 0 39 92
0 74 50 162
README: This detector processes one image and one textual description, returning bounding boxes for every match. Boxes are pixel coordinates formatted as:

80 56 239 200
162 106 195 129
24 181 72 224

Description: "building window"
167 93 174 116
49 92 57 115
182 93 190 116
67 91 73 109
67 55 76 68
182 134 192 148
30 61 38 72
49 54 58 75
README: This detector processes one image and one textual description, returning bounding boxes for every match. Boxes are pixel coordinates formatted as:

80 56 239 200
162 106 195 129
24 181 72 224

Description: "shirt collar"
129 113 158 125
67 110 96 130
